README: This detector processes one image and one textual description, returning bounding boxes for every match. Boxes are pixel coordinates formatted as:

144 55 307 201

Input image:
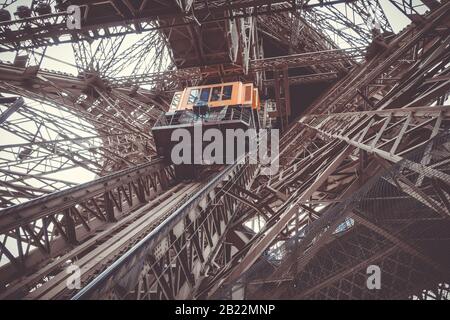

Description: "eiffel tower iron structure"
0 0 449 300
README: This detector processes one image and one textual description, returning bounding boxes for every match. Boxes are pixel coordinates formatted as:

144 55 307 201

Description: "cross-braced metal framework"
0 85 170 207
0 0 448 300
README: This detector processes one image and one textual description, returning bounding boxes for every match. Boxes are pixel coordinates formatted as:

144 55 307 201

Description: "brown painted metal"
0 0 448 300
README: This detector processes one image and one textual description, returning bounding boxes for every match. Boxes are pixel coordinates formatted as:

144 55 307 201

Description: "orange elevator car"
152 82 260 171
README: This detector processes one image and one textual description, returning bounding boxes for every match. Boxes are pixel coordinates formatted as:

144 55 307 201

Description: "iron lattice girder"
249 47 362 72
205 105 450 297
0 0 357 51
71 31 172 78
303 1 450 115
0 46 360 90
0 0 449 302
26 182 198 300
263 72 339 87
388 0 441 21
0 88 166 207
110 47 361 88
195 3 450 298
0 159 168 234
301 106 450 168
299 107 450 218
247 132 450 299
0 1 18 9
0 62 170 108
414 283 450 300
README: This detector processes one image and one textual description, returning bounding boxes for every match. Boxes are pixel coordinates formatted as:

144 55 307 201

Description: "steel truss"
0 58 173 206
0 1 356 51
389 0 441 21
0 46 357 102
199 3 450 299
0 159 175 298
69 157 259 299
0 0 449 301
109 47 362 88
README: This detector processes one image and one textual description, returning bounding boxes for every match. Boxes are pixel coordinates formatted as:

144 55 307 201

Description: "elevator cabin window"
169 92 181 111
211 86 222 101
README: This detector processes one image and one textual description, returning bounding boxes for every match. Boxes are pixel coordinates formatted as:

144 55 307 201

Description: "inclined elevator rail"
0 157 177 298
